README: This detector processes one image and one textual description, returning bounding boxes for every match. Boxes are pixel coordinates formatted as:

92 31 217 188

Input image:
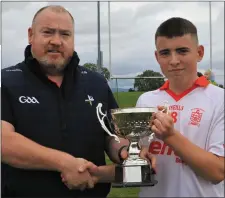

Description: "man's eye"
43 31 52 34
61 32 70 36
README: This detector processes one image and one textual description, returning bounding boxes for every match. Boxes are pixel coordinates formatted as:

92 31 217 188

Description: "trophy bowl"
96 103 159 188
111 107 157 141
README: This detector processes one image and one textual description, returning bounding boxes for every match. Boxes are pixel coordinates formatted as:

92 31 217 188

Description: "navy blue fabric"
1 45 118 197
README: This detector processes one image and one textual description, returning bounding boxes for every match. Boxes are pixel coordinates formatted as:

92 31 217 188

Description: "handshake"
59 146 156 191
60 157 101 191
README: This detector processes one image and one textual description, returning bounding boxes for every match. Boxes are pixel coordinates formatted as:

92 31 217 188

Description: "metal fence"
101 1 224 103
110 76 165 104
110 74 224 105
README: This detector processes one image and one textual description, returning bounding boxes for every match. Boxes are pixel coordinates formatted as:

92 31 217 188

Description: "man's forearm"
164 131 224 183
2 129 71 172
105 136 129 163
95 165 115 183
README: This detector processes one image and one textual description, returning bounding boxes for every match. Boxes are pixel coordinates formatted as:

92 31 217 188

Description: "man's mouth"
47 50 61 53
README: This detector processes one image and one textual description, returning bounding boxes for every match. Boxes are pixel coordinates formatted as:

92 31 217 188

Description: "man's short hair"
32 5 74 26
155 17 198 44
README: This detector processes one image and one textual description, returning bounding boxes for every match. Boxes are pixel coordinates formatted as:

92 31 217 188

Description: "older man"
1 5 135 197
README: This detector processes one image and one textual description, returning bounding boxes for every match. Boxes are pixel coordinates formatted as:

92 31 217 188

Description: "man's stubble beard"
39 57 68 76
33 53 71 76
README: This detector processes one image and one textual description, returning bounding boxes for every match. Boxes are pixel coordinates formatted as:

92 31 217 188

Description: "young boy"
137 17 224 197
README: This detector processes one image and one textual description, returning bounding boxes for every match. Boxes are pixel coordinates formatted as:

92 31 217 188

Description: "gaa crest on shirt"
188 108 205 127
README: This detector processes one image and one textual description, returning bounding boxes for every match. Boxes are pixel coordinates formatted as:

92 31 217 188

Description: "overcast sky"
1 1 224 88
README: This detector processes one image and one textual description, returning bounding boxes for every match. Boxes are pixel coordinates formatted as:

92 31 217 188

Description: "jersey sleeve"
136 94 144 107
1 84 15 126
102 84 119 139
206 102 224 157
107 84 119 110
136 94 153 147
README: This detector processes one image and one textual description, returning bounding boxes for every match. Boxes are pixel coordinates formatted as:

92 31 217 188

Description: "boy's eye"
159 50 170 56
177 48 189 54
161 52 169 55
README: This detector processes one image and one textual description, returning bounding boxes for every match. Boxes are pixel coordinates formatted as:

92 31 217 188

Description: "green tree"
83 63 110 80
218 84 224 89
134 70 165 91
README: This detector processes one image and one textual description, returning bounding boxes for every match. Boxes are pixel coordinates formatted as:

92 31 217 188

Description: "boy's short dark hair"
197 72 203 77
155 17 198 44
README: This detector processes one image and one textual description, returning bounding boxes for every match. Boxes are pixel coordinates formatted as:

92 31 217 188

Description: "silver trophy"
96 103 168 187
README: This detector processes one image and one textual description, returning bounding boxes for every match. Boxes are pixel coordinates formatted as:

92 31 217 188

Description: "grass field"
106 91 144 197
113 91 144 108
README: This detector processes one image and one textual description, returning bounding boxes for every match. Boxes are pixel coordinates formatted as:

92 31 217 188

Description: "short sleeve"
136 95 143 107
106 84 118 126
207 102 224 157
101 84 118 139
107 85 119 110
136 94 148 108
1 85 15 126
136 94 152 147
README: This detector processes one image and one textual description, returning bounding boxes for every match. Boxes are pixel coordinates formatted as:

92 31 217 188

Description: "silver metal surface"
96 103 161 185
123 166 142 183
110 107 157 141
96 102 169 142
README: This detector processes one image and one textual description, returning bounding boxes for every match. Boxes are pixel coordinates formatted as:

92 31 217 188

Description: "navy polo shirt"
1 45 118 197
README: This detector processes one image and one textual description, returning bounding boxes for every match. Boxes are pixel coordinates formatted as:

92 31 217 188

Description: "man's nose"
50 34 62 46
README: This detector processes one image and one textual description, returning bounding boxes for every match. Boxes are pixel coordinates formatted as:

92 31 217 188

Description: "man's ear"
197 45 204 62
28 27 33 45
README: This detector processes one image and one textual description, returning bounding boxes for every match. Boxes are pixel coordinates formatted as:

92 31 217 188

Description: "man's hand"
60 157 98 191
76 147 129 185
150 106 175 140
77 162 100 184
75 146 157 185
119 145 129 162
104 136 130 164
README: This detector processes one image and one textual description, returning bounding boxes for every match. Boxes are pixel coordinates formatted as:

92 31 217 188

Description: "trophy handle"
160 100 170 114
148 101 170 142
148 133 155 142
96 103 120 143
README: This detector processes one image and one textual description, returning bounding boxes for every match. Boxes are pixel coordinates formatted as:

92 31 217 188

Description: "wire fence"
110 75 224 105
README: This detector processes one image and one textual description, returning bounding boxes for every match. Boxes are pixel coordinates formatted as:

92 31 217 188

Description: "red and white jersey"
137 76 224 197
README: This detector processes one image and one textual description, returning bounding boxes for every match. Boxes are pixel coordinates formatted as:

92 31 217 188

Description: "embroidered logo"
19 96 39 104
188 108 204 127
85 95 94 106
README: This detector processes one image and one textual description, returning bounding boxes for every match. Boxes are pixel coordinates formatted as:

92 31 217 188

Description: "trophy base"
112 181 157 188
113 164 157 188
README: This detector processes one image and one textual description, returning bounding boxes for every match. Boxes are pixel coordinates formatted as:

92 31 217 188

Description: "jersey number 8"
171 111 178 123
